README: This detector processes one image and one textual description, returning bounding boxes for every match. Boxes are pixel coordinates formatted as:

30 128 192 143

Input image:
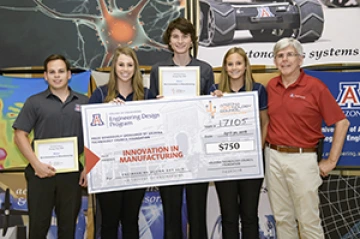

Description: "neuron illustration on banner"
0 0 185 68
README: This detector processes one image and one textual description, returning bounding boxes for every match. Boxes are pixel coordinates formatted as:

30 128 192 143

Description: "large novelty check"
82 93 263 193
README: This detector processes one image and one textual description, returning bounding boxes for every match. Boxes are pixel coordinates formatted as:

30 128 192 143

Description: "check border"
82 93 263 193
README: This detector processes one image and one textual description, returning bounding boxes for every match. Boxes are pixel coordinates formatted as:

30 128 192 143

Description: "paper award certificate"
159 66 200 97
82 92 263 193
34 137 79 173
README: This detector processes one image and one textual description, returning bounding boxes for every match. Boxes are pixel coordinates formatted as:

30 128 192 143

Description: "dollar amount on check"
206 141 253 153
82 92 264 193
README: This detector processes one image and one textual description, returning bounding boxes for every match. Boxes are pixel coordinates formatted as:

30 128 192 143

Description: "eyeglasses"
275 52 301 59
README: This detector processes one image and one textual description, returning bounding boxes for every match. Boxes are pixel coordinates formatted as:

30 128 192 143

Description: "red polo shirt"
266 70 346 148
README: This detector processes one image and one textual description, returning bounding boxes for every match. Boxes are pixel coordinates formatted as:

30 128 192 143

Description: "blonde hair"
105 47 144 102
218 47 254 93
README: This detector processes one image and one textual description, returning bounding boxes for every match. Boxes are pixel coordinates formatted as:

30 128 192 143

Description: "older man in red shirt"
265 38 349 239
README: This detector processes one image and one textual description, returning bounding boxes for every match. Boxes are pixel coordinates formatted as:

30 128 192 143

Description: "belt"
266 142 317 153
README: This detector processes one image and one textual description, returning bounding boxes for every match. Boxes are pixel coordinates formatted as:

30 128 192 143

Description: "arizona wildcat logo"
336 82 360 109
90 113 104 126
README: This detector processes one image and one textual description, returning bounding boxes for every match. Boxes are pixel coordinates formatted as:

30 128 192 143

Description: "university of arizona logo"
256 7 274 18
74 104 81 112
90 113 104 126
336 82 360 109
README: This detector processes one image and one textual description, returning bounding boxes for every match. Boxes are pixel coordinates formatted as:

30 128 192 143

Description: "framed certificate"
34 137 79 173
159 66 200 97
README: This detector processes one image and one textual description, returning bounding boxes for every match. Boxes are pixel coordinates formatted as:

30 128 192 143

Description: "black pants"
25 165 82 239
215 178 263 239
97 188 145 239
160 182 209 239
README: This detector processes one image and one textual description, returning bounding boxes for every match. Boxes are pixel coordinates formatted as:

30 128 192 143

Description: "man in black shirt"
12 54 88 239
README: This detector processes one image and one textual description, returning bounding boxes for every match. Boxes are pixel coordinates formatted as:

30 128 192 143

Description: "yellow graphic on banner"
0 100 27 169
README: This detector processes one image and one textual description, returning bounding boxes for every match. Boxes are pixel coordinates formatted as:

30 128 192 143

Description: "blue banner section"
0 71 90 117
305 70 360 167
0 71 90 169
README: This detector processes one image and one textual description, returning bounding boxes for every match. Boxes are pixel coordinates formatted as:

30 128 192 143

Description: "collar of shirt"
116 92 134 101
230 85 246 93
45 87 78 101
167 55 195 66
275 69 307 88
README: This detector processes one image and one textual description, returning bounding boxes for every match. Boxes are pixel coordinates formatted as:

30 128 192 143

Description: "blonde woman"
210 47 268 239
89 47 155 239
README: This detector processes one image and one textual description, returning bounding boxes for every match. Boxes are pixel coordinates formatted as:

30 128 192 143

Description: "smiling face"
115 53 135 84
274 45 303 78
44 59 71 91
169 28 192 55
225 53 246 82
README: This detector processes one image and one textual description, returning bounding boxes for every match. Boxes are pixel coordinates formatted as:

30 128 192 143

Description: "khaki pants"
264 147 325 239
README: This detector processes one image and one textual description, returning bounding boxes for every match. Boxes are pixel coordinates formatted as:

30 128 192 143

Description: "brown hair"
105 47 144 102
162 17 198 53
43 54 70 72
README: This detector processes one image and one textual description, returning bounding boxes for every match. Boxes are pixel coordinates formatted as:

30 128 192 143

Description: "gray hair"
273 37 304 57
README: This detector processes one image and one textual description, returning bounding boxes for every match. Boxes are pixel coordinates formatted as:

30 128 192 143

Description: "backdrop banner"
0 71 91 169
197 3 360 67
305 70 360 167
